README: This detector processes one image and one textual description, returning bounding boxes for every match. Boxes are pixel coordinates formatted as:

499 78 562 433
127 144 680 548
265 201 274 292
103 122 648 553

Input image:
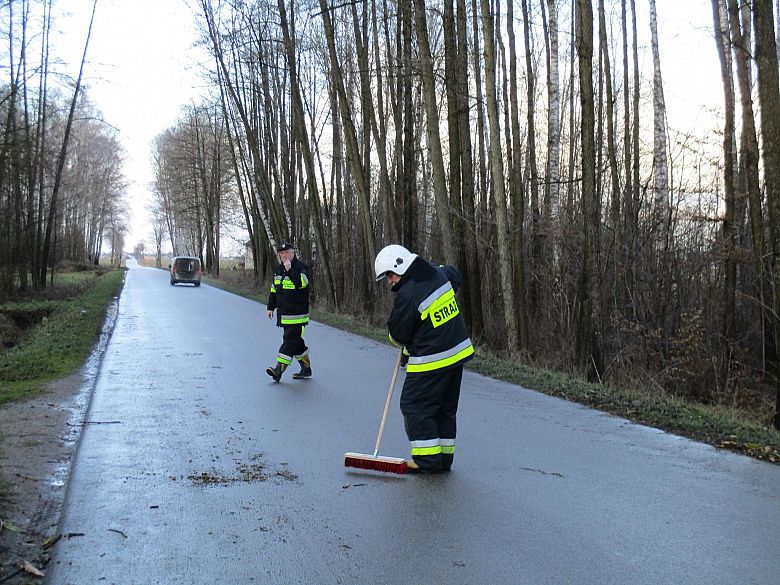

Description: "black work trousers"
276 324 308 364
399 365 463 472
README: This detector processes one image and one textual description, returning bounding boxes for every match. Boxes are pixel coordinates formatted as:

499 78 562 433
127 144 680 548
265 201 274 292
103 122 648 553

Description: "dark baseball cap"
277 241 294 252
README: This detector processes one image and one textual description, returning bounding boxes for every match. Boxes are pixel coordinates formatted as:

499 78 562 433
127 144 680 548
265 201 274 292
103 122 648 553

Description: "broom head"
344 452 408 474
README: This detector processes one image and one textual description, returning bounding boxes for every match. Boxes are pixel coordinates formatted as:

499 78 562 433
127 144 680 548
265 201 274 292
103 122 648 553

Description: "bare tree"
39 0 97 286
412 0 456 264
752 0 780 428
575 0 603 378
480 0 519 351
711 0 737 386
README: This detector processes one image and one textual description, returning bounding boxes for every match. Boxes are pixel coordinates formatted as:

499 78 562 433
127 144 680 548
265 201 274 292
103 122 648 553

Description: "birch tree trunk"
479 0 519 351
648 0 669 238
544 0 561 232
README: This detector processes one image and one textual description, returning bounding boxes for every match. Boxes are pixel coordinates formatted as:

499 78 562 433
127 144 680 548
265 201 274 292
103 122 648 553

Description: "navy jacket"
388 257 474 376
267 256 310 326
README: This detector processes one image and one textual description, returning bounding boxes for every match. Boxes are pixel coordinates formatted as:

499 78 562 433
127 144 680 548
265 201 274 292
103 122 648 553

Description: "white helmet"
374 244 417 281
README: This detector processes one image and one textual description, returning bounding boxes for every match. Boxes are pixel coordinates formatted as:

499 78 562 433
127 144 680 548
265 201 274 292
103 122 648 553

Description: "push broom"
344 348 408 474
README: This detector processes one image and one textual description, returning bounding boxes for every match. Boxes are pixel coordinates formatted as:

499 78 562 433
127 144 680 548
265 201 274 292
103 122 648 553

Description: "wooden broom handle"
373 348 404 457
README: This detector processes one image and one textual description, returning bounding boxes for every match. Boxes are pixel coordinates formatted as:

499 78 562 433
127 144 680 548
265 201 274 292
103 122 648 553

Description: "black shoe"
266 364 283 382
292 365 312 379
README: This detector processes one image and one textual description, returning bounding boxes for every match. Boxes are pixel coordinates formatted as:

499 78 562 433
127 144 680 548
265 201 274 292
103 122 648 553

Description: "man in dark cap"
265 241 312 382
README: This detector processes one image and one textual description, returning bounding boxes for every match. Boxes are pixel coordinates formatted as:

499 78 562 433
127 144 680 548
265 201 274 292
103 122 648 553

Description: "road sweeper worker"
265 241 312 382
375 244 474 473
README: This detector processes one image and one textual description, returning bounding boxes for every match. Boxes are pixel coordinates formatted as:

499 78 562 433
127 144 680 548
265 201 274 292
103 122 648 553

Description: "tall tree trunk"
712 0 737 386
509 0 528 347
648 0 669 238
472 0 488 224
278 0 338 308
371 0 398 243
519 0 541 325
575 0 603 379
599 0 619 324
729 0 769 377
752 0 780 428
620 0 631 316
455 0 483 339
412 0 456 264
400 0 417 250
629 0 640 314
480 0 519 351
318 0 376 296
543 0 561 251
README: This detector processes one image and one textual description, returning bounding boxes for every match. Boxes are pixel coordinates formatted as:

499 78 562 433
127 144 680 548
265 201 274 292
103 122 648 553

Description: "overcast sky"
55 0 208 250
54 0 721 251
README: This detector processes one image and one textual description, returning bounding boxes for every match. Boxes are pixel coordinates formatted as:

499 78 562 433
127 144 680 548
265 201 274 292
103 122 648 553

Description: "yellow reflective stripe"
301 274 309 288
277 354 293 365
274 277 282 284
406 341 474 373
281 314 309 324
388 333 403 347
412 445 442 456
429 292 459 328
282 276 296 289
441 439 455 455
422 288 455 321
270 286 276 293
418 282 453 314
410 440 441 456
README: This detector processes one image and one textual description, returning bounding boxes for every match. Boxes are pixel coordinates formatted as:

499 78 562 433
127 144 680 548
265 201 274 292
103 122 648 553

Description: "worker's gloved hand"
400 350 409 367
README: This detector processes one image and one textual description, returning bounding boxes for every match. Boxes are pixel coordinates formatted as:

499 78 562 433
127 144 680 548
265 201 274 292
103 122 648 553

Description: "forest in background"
0 1 126 295
3 1 780 428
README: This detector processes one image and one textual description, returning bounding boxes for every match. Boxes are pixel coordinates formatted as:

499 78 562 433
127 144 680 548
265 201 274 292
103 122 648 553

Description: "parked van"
170 256 202 287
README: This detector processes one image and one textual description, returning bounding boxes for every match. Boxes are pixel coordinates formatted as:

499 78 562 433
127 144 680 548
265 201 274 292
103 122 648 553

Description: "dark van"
170 256 202 287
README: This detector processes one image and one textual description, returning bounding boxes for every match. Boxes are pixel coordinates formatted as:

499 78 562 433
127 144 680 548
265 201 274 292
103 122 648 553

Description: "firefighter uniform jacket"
267 256 310 326
388 257 474 375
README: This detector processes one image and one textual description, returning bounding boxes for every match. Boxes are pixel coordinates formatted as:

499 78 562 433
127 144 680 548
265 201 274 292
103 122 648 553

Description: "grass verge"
204 274 780 465
0 269 125 406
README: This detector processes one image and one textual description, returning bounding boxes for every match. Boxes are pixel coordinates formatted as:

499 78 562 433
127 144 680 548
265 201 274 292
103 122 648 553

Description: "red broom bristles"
344 452 408 474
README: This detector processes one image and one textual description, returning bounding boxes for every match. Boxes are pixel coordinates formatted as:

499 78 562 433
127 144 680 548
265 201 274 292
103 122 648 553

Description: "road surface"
45 259 780 584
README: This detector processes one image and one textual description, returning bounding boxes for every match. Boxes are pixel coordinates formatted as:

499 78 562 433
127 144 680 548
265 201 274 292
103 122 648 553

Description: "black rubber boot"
266 363 287 382
292 355 312 379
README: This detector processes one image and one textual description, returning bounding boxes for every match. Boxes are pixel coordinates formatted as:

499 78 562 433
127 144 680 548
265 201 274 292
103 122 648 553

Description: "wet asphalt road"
45 260 780 584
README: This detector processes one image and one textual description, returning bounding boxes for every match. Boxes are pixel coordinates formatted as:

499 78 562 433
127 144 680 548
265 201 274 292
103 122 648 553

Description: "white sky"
54 0 209 250
53 0 722 252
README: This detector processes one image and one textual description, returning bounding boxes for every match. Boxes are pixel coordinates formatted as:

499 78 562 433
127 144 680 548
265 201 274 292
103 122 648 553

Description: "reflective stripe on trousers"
400 366 463 472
